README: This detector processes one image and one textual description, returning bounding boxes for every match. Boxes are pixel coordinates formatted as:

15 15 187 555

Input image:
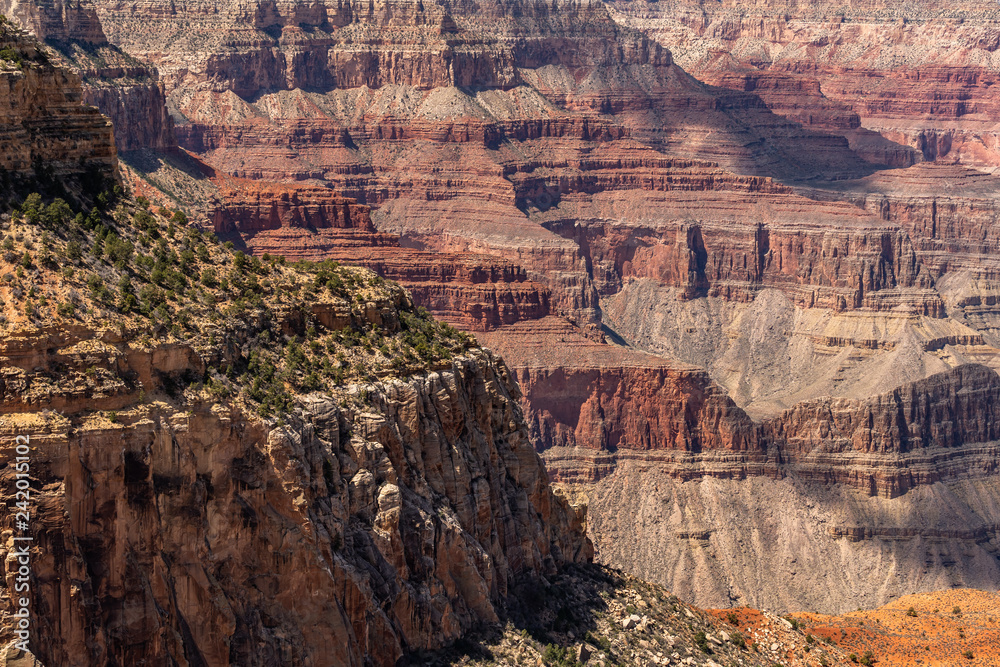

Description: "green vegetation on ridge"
1 185 476 419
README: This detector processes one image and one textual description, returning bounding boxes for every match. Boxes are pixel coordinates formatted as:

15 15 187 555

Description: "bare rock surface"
586 467 1000 614
608 0 1000 166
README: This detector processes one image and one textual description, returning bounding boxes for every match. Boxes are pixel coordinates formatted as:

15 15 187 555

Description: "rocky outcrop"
480 317 760 467
0 221 593 666
78 67 175 152
0 322 589 666
484 314 1000 500
211 179 378 235
0 0 175 152
0 0 105 44
0 20 116 178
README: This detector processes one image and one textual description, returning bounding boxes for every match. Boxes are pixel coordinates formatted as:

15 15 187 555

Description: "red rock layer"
0 0 176 152
764 363 1000 496
481 315 1000 497
210 184 555 332
480 317 758 456
211 179 377 234
801 163 1000 282
545 188 943 315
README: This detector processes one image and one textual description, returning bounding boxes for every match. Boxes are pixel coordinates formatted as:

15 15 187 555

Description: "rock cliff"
539 364 1000 612
31 0 1000 620
0 18 116 179
1 331 589 666
0 0 175 152
608 0 1000 166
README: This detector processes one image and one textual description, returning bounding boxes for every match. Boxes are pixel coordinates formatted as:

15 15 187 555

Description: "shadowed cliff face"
536 363 1000 613
0 22 116 178
0 236 592 666
0 336 589 666
0 0 176 152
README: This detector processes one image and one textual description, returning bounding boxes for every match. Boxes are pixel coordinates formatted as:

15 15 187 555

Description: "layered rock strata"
52 0 1000 619
0 325 588 666
576 365 1000 613
0 21 116 178
608 0 1000 166
0 0 175 152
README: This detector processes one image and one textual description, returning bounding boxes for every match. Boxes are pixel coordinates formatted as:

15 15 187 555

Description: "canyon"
77 0 1000 614
1 0 1000 661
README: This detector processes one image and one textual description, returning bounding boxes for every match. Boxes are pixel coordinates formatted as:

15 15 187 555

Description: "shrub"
104 234 133 266
540 644 573 667
0 46 24 67
201 268 218 288
42 199 73 227
907 607 917 617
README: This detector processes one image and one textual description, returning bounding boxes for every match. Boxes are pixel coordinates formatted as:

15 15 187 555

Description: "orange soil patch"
792 589 1000 666
706 606 853 666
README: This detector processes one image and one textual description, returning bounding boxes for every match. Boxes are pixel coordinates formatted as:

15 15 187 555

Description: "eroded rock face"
0 0 176 152
608 0 1000 166
0 27 116 178
587 467 1000 613
37 0 1000 620
211 179 378 235
566 364 1000 613
0 321 590 666
0 0 105 44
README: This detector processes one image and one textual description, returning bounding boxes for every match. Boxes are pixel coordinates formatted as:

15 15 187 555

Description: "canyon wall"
607 0 1000 166
0 326 588 666
0 20 116 178
0 0 175 152
0 47 590 665
31 0 1000 619
554 364 1000 612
